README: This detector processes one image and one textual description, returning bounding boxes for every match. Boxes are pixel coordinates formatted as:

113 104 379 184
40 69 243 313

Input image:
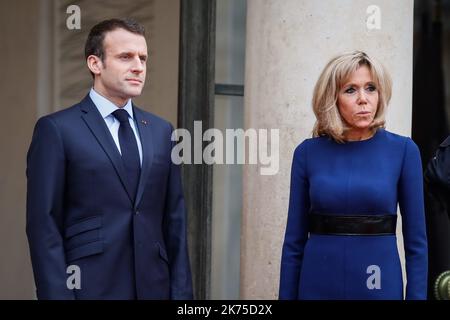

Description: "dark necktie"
112 109 141 201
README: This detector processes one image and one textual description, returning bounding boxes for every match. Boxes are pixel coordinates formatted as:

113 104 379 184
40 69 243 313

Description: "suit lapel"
133 106 154 209
79 95 135 204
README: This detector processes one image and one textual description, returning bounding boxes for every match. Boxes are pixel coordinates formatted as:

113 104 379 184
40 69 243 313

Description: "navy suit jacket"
26 95 193 299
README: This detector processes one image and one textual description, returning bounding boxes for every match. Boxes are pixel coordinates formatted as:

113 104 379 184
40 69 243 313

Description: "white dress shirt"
89 88 143 165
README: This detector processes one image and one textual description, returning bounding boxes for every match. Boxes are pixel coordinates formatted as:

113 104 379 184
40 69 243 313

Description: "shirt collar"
89 88 134 120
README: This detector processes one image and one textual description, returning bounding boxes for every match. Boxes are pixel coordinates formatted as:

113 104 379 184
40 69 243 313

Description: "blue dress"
279 129 428 299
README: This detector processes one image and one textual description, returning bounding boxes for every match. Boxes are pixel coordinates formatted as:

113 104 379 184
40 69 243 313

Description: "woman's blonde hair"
312 51 392 142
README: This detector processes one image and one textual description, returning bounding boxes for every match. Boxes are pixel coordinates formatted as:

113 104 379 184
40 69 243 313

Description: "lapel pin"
141 120 148 125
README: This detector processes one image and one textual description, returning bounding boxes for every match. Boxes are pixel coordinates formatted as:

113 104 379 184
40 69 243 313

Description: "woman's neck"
344 128 375 141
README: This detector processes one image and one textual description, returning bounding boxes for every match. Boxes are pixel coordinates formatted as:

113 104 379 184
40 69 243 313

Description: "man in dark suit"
424 135 450 299
26 18 193 300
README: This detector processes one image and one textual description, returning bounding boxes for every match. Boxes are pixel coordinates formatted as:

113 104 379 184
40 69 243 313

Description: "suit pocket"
66 241 103 262
64 216 103 262
65 215 102 238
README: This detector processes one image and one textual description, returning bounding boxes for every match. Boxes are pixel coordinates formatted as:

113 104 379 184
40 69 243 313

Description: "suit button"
135 210 140 215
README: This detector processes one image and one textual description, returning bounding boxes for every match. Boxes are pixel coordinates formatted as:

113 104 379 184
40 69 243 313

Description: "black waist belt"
309 214 397 236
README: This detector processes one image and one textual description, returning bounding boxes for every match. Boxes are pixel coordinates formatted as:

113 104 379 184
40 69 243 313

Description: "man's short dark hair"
85 18 145 76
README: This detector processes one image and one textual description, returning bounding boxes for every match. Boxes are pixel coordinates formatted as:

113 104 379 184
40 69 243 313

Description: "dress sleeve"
398 138 428 300
279 140 311 299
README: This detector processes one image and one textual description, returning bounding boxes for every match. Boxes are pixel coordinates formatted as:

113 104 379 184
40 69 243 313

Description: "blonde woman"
279 51 427 299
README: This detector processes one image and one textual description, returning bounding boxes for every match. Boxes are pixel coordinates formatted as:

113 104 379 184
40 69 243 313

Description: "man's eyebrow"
114 51 131 57
115 51 148 57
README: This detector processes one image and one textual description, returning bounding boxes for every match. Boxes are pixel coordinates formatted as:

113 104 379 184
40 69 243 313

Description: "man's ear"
87 55 103 76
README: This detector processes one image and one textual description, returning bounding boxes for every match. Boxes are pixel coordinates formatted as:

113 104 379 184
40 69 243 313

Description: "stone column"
0 0 40 299
241 0 414 299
